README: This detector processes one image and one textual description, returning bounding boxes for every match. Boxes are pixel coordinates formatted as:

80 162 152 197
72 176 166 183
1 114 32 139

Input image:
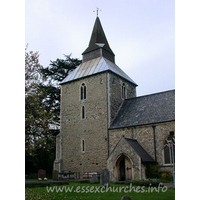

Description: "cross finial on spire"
93 7 102 16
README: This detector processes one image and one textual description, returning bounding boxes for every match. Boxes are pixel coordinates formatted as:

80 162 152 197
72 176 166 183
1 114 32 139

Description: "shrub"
146 163 159 178
160 173 168 179
159 172 173 182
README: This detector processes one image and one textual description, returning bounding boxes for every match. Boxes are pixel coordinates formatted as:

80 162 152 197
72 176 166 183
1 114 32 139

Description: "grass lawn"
25 182 175 200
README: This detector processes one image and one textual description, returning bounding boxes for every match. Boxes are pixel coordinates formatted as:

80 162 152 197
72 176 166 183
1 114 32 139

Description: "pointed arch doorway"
115 154 133 181
119 157 125 181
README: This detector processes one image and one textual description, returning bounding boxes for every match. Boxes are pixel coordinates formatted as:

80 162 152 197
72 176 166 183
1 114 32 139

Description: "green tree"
25 46 58 174
25 47 81 175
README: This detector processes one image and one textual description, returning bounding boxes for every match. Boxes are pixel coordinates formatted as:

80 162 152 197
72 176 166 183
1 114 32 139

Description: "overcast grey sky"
25 0 175 96
2 1 200 196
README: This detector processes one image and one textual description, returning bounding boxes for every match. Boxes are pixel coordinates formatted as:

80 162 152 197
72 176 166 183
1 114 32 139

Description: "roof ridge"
124 89 175 101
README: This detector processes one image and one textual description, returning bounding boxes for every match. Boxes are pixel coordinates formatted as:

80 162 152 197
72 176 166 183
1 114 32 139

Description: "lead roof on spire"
82 17 115 56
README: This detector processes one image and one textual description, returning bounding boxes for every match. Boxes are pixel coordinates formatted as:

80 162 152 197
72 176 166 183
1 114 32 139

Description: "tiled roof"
125 138 155 162
60 57 137 85
110 90 175 129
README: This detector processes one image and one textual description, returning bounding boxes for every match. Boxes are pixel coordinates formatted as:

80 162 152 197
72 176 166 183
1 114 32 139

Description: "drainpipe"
152 126 157 162
106 72 110 157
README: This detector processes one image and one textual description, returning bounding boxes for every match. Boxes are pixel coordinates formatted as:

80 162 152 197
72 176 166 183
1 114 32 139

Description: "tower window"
122 83 126 99
82 106 85 119
163 134 175 165
81 139 85 152
80 83 86 100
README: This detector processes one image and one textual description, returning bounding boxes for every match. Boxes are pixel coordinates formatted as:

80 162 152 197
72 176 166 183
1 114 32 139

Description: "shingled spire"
82 16 115 63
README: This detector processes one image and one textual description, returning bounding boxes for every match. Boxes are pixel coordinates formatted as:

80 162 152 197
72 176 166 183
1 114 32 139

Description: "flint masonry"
53 16 175 181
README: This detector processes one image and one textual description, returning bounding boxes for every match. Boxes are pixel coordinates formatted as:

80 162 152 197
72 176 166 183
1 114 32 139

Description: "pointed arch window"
80 83 86 100
163 134 175 165
122 83 126 99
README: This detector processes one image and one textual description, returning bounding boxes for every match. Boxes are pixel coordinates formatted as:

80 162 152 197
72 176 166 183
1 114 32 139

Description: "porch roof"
125 138 155 163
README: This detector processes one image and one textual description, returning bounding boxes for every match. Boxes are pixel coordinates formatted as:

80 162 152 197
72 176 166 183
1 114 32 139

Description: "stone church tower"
53 16 138 174
54 16 175 181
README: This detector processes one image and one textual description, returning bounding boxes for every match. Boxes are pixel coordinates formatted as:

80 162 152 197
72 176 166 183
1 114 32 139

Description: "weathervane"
93 7 102 16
